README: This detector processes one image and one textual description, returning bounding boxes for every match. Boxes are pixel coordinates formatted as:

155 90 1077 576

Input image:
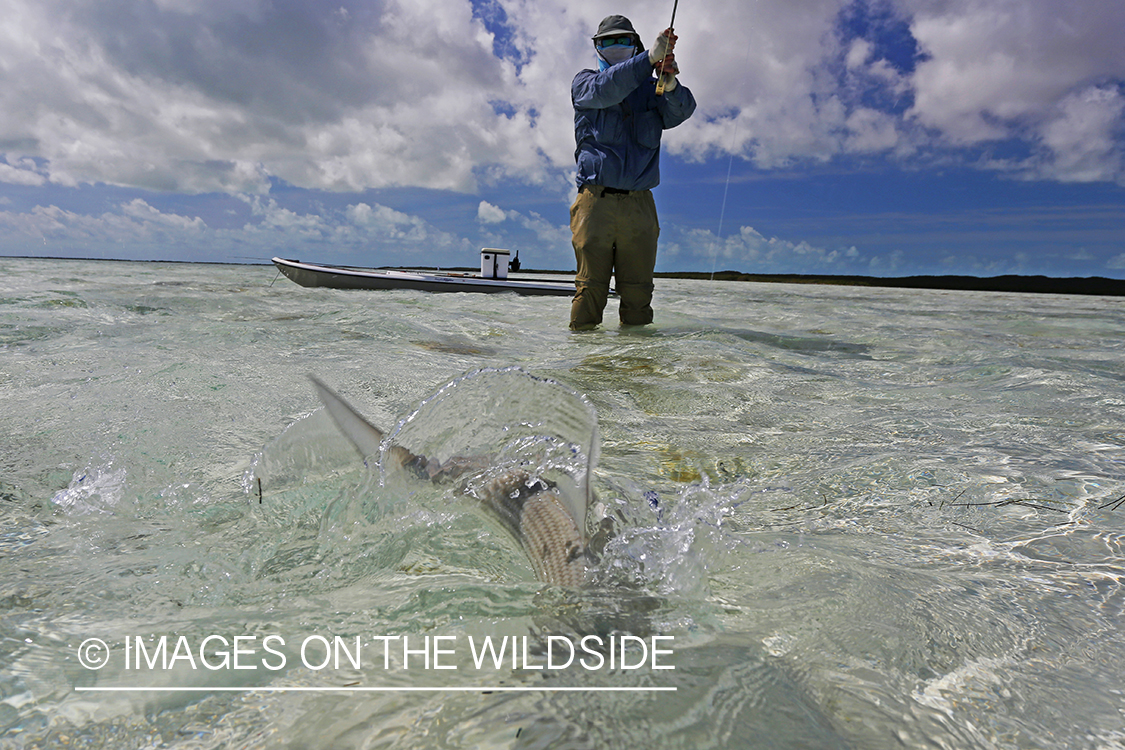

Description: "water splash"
50 460 128 515
383 367 600 510
592 476 745 602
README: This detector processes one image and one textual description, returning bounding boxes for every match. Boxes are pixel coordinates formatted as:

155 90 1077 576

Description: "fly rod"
654 0 680 96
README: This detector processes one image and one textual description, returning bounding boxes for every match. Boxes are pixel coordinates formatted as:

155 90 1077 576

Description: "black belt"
581 185 633 196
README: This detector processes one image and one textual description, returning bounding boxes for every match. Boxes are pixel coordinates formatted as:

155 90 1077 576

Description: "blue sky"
1 0 1123 278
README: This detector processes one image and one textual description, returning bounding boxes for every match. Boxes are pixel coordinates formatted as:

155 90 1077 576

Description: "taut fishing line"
710 142 739 281
656 0 748 280
708 16 755 282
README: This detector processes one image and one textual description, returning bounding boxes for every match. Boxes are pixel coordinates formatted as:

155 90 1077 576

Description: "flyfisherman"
569 14 697 330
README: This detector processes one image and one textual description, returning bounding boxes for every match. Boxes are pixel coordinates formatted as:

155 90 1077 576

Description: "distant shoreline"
6 255 1124 297
653 271 1125 297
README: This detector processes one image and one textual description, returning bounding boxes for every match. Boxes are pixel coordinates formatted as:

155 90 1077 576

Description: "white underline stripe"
75 686 675 692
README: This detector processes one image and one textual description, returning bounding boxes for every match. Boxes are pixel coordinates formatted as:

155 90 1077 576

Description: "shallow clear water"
2 257 1124 749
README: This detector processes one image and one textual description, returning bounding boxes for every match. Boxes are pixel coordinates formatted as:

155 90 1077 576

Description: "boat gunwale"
271 257 580 296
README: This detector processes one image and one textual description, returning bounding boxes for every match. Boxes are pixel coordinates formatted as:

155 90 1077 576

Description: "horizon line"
6 253 1125 284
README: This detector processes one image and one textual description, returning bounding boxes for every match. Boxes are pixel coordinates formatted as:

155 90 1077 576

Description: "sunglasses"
596 35 636 48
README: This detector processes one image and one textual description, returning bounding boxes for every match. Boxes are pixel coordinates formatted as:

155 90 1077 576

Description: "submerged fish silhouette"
310 375 595 587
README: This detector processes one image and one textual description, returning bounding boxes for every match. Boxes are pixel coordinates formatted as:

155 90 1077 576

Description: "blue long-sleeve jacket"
572 51 697 192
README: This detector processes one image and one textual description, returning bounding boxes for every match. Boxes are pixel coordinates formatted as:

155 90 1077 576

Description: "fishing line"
708 19 755 282
710 145 738 281
653 0 732 281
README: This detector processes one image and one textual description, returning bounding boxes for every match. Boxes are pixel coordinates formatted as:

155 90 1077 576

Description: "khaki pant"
569 187 660 330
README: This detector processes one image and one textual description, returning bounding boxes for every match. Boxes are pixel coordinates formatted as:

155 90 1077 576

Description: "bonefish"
310 376 593 587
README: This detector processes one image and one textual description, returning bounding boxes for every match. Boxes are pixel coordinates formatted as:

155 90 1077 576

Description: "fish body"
472 470 589 587
310 376 592 586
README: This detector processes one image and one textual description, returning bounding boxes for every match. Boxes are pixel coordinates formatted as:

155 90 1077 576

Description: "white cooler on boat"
480 248 510 279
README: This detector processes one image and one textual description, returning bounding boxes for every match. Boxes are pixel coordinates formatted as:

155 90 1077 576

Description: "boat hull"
272 258 576 297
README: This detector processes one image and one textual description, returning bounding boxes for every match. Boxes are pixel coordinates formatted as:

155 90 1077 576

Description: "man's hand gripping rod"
654 0 680 96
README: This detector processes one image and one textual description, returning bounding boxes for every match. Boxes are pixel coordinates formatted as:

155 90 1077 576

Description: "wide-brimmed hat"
592 15 638 40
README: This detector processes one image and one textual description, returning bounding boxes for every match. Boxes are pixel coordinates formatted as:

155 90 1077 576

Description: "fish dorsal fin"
309 375 422 470
309 376 386 462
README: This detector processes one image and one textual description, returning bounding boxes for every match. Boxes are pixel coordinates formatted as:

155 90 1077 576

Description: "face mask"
597 45 635 70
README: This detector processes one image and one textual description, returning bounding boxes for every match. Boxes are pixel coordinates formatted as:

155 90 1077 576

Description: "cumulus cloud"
662 224 874 275
477 201 509 224
1034 85 1125 182
344 201 451 247
0 157 47 186
239 195 332 236
473 199 572 265
0 193 475 264
0 200 203 246
905 0 1125 181
0 0 561 195
0 0 1122 198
